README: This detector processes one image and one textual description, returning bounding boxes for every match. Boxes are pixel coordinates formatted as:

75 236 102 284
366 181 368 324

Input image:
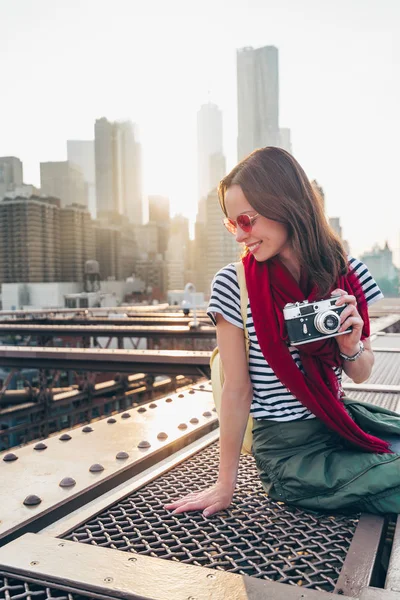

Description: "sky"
1 0 399 264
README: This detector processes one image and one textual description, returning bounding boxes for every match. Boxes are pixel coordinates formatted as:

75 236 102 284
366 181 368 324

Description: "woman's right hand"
164 481 234 518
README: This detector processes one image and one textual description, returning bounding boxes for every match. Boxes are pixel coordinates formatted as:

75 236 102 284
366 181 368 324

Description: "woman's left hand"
332 289 364 355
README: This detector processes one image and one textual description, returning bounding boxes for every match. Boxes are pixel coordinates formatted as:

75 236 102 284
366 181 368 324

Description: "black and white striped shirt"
207 257 383 422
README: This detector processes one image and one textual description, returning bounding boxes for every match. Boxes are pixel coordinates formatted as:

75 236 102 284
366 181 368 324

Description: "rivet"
137 407 146 413
34 442 47 451
138 440 151 449
30 561 39 566
212 407 217 412
3 452 18 462
58 543 65 547
107 417 117 424
116 451 129 459
203 411 212 417
82 426 93 433
165 397 173 403
128 556 137 562
104 577 113 583
59 433 71 441
206 573 216 579
59 477 76 488
149 403 157 408
121 412 131 419
199 384 205 389
178 394 184 398
24 495 42 506
157 432 168 440
89 463 104 472
190 418 199 425
178 423 187 430
189 390 195 394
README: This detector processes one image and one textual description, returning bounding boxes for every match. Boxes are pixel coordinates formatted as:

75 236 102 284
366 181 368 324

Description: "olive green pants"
252 398 400 515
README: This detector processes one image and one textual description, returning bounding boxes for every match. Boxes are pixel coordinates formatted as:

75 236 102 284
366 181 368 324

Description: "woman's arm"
165 314 253 517
215 314 253 493
333 289 374 383
341 337 374 384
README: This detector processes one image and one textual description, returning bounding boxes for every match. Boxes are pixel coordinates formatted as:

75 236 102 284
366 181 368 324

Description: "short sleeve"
207 264 244 329
348 256 384 306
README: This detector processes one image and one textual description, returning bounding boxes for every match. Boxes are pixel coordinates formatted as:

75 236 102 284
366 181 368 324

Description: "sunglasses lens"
236 214 252 232
223 218 237 234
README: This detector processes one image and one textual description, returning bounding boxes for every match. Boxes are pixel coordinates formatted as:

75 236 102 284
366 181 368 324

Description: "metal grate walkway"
65 443 359 593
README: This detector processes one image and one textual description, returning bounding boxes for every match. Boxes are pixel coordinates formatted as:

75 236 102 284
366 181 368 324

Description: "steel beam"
0 386 217 545
386 515 400 593
335 514 387 596
0 346 211 375
0 533 351 600
342 383 400 394
0 323 215 337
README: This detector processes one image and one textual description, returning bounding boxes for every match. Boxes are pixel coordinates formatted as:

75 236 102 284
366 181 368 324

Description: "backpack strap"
234 260 253 455
234 261 249 353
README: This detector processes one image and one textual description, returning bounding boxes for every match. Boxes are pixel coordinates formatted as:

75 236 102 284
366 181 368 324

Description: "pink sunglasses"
223 213 260 235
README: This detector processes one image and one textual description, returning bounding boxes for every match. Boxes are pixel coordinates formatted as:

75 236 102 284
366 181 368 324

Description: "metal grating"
346 391 400 412
343 352 400 386
373 334 400 349
65 443 359 592
0 573 90 600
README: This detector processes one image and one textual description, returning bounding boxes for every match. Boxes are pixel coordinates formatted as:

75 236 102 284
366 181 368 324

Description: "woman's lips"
246 241 262 253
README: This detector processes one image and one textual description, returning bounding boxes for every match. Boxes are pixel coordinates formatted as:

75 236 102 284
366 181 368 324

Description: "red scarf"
243 253 390 453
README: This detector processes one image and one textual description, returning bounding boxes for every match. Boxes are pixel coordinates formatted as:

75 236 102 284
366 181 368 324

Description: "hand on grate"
164 481 234 518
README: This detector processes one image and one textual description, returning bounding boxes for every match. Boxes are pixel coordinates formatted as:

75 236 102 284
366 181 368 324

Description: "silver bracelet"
339 341 365 362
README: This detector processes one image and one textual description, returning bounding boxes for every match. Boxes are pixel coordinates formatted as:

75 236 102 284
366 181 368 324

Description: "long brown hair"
218 147 348 297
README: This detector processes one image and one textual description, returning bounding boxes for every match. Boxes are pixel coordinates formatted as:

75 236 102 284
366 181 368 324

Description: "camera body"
283 295 351 346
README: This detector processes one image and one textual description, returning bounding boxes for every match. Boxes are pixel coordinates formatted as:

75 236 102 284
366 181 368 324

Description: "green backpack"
210 261 253 455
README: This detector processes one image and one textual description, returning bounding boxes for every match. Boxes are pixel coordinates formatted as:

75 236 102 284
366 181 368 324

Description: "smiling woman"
165 146 400 520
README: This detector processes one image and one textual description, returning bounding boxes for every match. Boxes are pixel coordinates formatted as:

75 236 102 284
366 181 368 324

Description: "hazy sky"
1 0 399 264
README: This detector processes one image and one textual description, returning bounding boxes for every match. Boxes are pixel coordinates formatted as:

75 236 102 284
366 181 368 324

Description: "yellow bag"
210 261 253 455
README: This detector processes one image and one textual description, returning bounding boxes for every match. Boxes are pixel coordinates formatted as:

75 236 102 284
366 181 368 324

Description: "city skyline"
1 0 399 264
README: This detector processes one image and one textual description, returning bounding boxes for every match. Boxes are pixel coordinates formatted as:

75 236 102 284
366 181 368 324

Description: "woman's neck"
278 249 301 284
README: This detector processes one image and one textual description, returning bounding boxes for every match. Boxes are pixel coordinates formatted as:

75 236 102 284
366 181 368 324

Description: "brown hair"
218 147 348 297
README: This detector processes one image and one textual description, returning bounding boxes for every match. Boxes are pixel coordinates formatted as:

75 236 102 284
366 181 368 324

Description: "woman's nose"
235 226 248 243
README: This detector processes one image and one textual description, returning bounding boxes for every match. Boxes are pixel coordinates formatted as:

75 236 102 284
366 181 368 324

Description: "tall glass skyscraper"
237 46 289 160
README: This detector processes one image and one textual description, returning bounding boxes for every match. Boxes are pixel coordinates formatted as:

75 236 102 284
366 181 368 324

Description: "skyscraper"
94 118 143 224
237 45 291 160
197 103 226 223
40 161 87 208
0 196 61 283
204 189 240 292
60 204 95 282
148 195 170 256
67 140 96 219
0 157 23 198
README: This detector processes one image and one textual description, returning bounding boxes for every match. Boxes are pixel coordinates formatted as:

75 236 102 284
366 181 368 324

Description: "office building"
0 196 61 283
0 157 23 198
166 215 190 291
148 195 170 256
94 224 122 280
60 204 96 282
40 161 87 208
361 242 399 286
237 45 291 160
197 103 226 222
67 140 96 218
94 118 143 223
204 189 240 292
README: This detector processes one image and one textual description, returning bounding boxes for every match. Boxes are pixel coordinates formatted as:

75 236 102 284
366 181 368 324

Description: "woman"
166 147 400 517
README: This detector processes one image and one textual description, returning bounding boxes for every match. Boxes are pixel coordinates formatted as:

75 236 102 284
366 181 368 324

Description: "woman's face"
224 184 291 262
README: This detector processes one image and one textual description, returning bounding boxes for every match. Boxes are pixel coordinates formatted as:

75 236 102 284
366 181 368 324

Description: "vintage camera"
283 295 351 346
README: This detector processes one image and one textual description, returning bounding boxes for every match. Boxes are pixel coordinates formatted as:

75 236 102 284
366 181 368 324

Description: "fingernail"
203 511 209 517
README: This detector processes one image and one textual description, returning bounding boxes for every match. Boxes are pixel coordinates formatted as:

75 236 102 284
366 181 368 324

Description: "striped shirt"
207 257 383 422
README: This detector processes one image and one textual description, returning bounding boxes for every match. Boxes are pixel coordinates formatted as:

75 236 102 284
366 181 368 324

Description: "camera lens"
314 310 340 335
